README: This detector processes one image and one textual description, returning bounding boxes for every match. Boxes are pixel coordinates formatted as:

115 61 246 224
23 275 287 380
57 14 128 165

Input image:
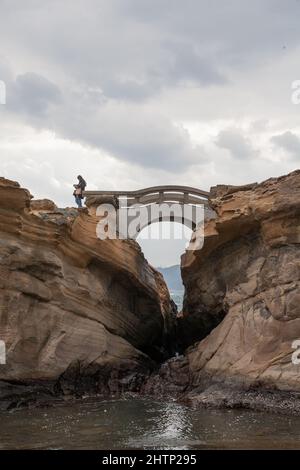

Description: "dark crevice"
176 308 227 352
159 265 228 355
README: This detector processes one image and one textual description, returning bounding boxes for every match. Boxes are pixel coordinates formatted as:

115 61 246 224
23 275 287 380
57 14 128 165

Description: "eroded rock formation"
3 170 300 414
144 170 300 414
0 177 175 408
177 170 300 409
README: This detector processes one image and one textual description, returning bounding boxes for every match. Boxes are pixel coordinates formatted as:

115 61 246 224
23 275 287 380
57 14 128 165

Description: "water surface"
1 397 300 450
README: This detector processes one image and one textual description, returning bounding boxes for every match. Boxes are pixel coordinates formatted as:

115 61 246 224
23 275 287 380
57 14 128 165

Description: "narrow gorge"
1 170 300 415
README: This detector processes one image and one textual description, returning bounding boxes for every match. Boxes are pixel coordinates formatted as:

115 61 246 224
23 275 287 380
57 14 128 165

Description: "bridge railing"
83 185 210 207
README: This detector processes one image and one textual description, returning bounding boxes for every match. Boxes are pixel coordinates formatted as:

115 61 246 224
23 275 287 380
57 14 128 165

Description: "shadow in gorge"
136 222 195 356
176 306 227 353
136 222 186 356
137 221 227 357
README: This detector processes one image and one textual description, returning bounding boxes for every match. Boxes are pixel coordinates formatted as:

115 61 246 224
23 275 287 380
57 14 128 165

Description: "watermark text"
291 80 300 104
0 80 6 105
0 340 6 365
96 198 205 250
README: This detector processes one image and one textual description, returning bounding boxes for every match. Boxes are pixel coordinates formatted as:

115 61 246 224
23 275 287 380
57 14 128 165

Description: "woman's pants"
75 196 82 208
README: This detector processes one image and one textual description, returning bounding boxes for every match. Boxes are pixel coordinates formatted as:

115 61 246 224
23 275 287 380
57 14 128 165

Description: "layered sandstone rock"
178 170 300 403
0 177 174 407
143 170 300 413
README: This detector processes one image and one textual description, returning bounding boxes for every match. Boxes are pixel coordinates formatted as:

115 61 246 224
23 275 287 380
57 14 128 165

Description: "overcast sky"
0 0 299 267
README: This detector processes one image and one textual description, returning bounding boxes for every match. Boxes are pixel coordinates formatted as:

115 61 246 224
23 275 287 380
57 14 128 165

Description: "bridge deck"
84 185 210 206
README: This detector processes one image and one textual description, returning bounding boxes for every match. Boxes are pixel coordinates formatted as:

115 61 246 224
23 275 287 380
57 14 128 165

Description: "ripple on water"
1 397 300 449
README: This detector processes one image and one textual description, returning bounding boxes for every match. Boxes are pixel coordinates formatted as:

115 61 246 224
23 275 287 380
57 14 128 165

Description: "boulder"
30 199 57 212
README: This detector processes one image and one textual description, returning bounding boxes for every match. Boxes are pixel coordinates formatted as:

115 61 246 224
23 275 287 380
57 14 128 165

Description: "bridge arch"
84 185 214 240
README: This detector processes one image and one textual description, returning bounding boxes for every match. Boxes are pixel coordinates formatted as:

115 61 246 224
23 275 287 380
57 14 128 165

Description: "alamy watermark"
0 340 6 365
96 198 205 250
0 80 6 105
291 80 300 104
292 340 300 365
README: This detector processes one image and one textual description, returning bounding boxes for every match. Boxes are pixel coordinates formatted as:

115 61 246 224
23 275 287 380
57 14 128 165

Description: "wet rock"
141 355 190 397
184 384 300 416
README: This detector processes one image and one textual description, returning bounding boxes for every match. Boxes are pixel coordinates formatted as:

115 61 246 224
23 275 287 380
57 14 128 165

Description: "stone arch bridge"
84 185 210 207
84 185 213 236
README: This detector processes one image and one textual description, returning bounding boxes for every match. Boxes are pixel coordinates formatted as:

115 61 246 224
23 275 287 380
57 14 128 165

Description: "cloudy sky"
0 0 299 266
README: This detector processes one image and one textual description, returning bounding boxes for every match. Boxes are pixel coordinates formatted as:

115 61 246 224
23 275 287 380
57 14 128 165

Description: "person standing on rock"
73 175 87 208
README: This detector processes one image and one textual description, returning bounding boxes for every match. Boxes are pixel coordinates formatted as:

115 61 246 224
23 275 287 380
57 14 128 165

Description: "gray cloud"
0 1 229 104
271 131 300 160
54 98 204 171
1 0 299 103
0 1 299 181
120 0 300 68
215 128 259 160
99 40 227 102
8 73 62 118
2 68 202 171
161 40 226 87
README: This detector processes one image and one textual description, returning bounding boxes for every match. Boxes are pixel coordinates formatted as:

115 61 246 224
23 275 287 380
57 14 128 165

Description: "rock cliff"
0 178 175 408
3 170 300 414
145 170 300 414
